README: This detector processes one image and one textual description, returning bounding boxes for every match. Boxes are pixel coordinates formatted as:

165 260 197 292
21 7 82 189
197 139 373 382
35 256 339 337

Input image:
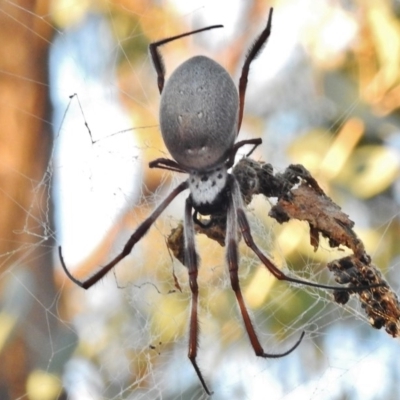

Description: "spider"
59 8 378 395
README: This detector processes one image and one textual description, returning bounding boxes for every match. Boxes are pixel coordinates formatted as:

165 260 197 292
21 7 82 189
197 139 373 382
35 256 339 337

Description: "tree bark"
0 1 65 398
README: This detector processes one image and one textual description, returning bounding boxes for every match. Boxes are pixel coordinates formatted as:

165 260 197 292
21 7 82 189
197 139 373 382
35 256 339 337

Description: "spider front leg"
184 197 213 395
59 180 189 289
225 178 304 358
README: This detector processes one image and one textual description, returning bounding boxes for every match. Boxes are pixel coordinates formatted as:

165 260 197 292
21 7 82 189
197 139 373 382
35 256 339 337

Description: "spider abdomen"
160 55 239 170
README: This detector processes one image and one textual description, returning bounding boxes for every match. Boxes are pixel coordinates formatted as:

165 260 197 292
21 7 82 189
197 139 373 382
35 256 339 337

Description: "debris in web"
167 157 400 337
327 256 399 337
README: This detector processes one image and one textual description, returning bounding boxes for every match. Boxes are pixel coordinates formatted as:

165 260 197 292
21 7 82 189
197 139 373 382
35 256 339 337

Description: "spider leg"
229 176 382 291
226 180 304 358
149 157 188 173
184 197 213 395
149 25 223 94
59 181 189 289
238 8 273 132
226 138 262 168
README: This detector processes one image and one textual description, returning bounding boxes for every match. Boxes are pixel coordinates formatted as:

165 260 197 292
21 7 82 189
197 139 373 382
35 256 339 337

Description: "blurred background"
0 0 400 399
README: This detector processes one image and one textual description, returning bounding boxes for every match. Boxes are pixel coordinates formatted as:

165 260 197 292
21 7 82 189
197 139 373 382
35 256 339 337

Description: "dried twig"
167 158 400 336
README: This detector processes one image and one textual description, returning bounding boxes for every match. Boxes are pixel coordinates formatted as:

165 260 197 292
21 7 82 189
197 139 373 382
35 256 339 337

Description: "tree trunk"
0 1 66 398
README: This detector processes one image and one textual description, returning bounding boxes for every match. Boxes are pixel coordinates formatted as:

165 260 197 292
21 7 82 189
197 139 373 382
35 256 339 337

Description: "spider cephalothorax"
188 165 229 215
59 8 381 395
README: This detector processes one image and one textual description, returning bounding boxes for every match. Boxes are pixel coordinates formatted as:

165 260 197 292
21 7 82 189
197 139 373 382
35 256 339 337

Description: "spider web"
1 0 400 399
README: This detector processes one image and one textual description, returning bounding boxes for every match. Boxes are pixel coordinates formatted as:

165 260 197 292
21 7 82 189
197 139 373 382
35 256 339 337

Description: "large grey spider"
59 8 379 395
